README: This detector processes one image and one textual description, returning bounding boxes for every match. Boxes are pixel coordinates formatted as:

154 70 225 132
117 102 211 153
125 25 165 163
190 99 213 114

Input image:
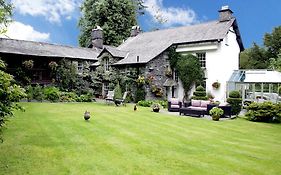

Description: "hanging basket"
212 81 220 89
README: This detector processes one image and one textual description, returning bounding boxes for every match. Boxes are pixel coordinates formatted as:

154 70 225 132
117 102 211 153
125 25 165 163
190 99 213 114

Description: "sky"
2 0 281 49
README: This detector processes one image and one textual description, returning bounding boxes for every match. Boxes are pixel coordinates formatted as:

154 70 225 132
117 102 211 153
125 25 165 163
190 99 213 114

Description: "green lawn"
0 102 281 175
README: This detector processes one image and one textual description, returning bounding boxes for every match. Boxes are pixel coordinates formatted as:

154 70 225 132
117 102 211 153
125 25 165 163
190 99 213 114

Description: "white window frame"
196 52 206 68
77 61 83 73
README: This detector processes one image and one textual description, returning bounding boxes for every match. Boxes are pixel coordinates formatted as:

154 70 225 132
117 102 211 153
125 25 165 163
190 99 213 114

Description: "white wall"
175 27 240 102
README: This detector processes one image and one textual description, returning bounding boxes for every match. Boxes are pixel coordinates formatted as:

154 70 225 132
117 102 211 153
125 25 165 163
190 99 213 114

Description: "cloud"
143 0 198 27
11 0 82 24
1 21 50 42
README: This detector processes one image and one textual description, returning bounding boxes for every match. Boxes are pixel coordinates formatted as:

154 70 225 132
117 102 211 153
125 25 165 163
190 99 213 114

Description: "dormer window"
196 52 206 68
104 57 109 71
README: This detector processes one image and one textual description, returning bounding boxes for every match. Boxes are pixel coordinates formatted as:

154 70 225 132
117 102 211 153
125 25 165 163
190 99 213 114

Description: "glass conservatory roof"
228 70 281 83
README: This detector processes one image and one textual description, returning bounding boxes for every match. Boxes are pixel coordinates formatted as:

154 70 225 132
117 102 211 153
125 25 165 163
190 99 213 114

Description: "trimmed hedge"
227 90 242 115
192 85 207 100
245 102 281 123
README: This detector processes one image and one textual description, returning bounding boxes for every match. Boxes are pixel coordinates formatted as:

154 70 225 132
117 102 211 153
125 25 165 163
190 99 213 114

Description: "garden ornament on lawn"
84 111 90 120
134 104 137 111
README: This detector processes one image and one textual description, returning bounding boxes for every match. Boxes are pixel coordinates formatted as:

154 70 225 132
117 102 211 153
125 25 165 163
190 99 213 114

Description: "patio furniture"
114 92 128 106
168 98 182 112
179 99 210 117
105 91 114 104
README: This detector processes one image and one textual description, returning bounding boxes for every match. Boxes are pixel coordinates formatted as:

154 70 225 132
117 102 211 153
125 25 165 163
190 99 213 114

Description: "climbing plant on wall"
168 46 204 100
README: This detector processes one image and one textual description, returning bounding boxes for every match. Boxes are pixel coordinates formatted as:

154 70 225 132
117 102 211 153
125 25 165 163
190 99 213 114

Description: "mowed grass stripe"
0 102 281 175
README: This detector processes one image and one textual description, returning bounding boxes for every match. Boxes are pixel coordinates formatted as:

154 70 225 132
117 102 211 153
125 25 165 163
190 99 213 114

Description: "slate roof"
98 45 128 58
0 38 99 61
114 18 243 65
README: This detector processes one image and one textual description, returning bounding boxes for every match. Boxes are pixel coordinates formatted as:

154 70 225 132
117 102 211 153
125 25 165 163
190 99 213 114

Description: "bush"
138 100 153 107
43 86 60 102
227 90 242 115
245 102 281 123
227 97 242 115
114 82 122 100
229 90 241 98
76 93 93 102
33 84 44 102
192 85 207 100
59 92 78 102
25 85 33 101
135 87 145 103
137 100 167 108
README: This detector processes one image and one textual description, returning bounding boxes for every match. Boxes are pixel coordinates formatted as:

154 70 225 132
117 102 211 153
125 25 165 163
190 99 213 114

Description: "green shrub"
25 85 33 101
209 107 224 121
138 100 153 107
227 97 242 115
33 84 44 102
196 85 205 91
43 86 60 102
245 102 281 123
227 90 242 115
137 100 167 108
60 92 78 102
192 85 207 100
113 82 122 100
229 90 241 98
76 93 93 102
135 87 145 103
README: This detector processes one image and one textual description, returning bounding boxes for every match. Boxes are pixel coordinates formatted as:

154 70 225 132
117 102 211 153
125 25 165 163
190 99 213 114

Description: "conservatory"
227 70 281 104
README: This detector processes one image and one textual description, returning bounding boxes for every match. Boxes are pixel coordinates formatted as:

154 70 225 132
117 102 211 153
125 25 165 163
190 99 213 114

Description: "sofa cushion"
201 100 210 108
219 102 229 106
170 98 179 105
171 104 180 109
187 106 207 111
191 99 201 107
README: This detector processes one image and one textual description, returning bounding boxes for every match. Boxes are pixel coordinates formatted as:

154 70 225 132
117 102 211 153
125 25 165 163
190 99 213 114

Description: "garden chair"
114 92 128 106
105 91 114 104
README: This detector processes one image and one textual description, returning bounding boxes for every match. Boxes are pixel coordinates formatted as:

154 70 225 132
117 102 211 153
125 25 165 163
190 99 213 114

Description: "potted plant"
151 103 160 112
209 107 223 121
212 81 220 89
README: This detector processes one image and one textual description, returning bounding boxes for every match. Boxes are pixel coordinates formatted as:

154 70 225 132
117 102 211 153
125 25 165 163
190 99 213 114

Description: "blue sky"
2 0 281 49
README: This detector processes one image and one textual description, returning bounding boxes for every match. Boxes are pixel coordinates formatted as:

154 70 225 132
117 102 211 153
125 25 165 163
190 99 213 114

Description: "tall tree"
0 0 12 34
78 0 143 47
239 43 268 69
264 26 281 58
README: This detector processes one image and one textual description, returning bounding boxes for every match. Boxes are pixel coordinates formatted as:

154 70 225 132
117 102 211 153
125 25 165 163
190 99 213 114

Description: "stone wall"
143 51 170 100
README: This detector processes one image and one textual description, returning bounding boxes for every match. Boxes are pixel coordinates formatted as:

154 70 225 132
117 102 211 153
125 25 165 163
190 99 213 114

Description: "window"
104 57 109 71
77 61 83 73
196 52 206 68
104 82 109 95
173 70 179 82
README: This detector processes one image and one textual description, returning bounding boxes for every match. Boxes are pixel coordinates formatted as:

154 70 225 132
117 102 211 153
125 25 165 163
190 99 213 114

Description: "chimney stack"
91 26 103 49
131 26 141 37
218 5 233 22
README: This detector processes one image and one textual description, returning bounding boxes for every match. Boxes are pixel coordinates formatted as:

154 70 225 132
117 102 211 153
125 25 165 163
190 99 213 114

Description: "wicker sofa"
179 99 210 117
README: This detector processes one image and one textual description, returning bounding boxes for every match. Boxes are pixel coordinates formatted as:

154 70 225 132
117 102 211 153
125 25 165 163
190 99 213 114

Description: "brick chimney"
130 26 141 37
91 26 103 49
218 6 233 22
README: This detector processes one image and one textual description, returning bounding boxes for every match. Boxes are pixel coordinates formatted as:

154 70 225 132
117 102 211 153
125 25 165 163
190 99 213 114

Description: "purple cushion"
201 100 210 108
170 98 179 105
191 100 201 107
171 104 180 109
187 106 206 111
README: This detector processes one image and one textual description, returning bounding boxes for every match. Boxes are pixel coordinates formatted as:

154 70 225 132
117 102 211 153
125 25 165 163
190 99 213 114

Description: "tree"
55 59 77 91
78 0 143 47
264 26 281 58
239 43 268 69
0 0 12 34
176 54 204 100
0 59 26 133
269 51 281 72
